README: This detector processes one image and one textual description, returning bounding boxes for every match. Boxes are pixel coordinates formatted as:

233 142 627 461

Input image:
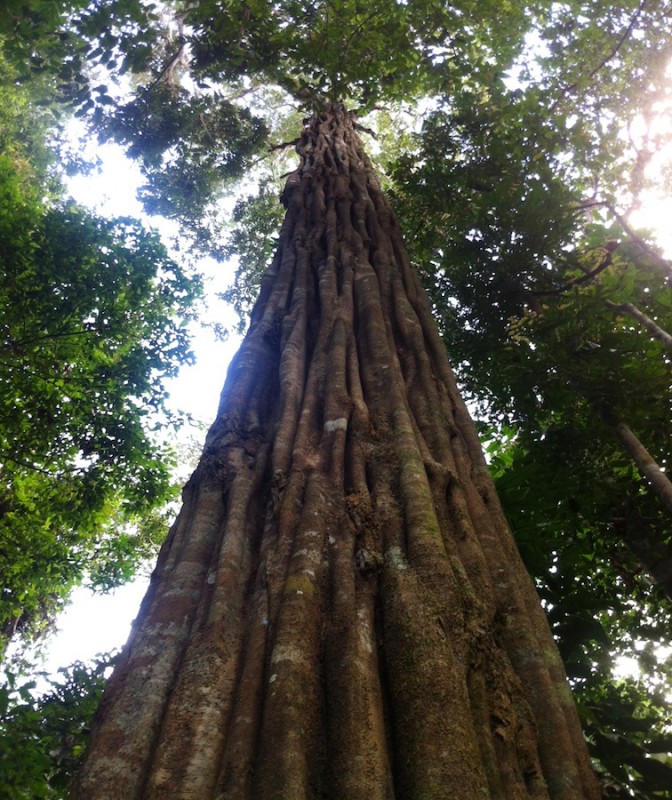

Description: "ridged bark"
71 105 600 800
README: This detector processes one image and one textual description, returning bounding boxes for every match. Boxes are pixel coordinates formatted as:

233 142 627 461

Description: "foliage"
584 678 672 799
0 56 201 653
485 428 672 798
0 653 114 800
0 0 534 253
220 179 286 330
103 85 268 224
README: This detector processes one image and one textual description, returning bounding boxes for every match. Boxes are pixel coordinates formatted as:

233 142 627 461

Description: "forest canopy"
1 1 672 798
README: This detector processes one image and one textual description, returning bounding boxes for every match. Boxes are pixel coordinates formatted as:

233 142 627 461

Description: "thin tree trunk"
602 407 672 515
71 105 600 800
606 299 672 353
613 516 672 601
600 408 672 598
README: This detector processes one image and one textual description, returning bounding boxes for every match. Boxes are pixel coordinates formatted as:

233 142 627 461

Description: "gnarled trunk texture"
71 106 600 800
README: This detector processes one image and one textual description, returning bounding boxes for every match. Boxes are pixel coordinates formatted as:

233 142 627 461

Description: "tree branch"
198 113 217 146
606 299 672 353
581 0 647 86
353 121 377 138
0 454 67 477
552 0 649 111
8 326 96 349
531 244 617 296
144 41 186 96
602 407 672 515
268 137 301 152
606 203 672 281
571 198 672 281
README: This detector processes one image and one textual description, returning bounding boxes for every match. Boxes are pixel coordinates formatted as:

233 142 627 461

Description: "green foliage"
1 0 535 251
187 0 517 109
0 0 160 95
0 654 114 799
583 678 672 799
104 87 268 225
486 426 672 799
0 54 200 653
221 179 286 330
0 193 197 646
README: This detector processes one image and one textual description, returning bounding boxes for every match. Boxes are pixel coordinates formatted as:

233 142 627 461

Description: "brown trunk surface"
71 105 600 800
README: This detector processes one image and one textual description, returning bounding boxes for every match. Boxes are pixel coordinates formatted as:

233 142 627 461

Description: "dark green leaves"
221 179 286 330
0 654 115 799
101 87 268 237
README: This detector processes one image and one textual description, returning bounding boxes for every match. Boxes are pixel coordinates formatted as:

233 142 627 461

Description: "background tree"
0 653 114 800
0 53 201 654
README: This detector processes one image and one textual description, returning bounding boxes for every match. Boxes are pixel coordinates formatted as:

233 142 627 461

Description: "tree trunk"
71 105 600 800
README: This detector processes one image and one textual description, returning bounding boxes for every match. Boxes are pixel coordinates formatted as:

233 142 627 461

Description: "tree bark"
71 105 600 800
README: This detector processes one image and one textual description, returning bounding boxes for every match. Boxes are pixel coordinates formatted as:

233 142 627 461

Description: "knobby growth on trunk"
72 105 600 800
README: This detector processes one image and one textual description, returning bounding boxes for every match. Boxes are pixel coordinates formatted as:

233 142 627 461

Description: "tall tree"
6 0 672 795
72 104 600 800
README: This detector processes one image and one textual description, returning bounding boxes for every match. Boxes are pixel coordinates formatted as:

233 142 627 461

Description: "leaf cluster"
1 0 537 255
220 179 286 330
0 653 115 799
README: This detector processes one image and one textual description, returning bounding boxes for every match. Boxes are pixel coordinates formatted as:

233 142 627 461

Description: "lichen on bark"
71 104 601 800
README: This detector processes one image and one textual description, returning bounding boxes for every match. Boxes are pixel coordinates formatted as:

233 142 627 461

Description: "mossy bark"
71 105 601 800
